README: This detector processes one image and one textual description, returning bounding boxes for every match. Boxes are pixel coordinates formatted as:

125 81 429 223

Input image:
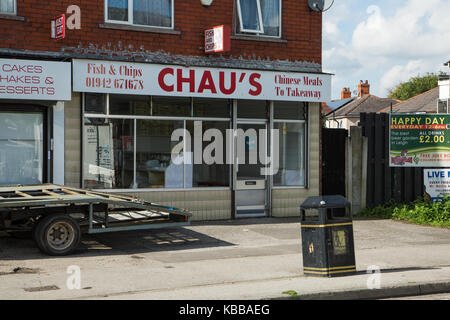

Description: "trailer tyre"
33 214 81 256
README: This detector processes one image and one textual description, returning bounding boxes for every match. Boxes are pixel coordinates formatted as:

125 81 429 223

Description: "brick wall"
0 0 322 64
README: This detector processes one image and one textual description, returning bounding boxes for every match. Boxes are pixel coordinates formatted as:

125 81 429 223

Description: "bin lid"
300 195 351 209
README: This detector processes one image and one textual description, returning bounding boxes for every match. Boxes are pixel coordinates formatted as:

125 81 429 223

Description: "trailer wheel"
33 214 81 256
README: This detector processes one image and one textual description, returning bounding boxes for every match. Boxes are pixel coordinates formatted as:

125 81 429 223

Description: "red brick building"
0 1 322 62
0 0 331 220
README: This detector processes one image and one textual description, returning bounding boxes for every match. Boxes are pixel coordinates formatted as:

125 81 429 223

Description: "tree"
388 73 443 101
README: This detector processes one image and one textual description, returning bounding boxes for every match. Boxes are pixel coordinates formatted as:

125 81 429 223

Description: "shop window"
106 0 173 29
193 98 231 118
273 122 306 187
237 100 268 119
0 112 43 185
109 94 151 116
82 96 232 190
85 93 107 114
236 0 281 37
0 0 15 14
136 120 184 188
186 121 231 188
151 96 191 117
83 118 134 189
274 101 306 120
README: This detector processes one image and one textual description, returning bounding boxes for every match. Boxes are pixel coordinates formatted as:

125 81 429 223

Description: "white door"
235 121 268 218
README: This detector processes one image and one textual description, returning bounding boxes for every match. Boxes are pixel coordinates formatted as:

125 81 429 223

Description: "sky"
322 0 450 100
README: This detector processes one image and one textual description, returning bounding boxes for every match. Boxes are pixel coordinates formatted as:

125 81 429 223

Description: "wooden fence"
360 113 424 208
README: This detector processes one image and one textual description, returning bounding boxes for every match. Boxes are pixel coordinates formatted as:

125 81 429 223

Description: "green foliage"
360 205 393 219
360 197 450 228
282 290 299 298
388 73 443 101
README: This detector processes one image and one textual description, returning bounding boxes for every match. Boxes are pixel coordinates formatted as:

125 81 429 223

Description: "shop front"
71 59 331 220
0 58 71 186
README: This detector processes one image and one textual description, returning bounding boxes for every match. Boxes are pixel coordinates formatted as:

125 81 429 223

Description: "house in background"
378 87 440 114
325 80 399 130
380 60 450 114
322 87 355 113
321 87 355 124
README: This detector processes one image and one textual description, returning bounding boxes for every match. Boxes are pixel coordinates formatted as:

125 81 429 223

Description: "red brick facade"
0 0 322 64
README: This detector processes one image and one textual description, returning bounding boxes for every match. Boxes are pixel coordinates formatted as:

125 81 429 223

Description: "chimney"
341 87 351 100
358 80 370 97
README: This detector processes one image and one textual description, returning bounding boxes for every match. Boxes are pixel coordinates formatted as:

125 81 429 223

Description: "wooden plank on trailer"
15 190 33 198
0 196 102 208
1 185 136 203
0 184 192 217
0 195 92 204
0 184 61 192
42 190 60 197
39 185 63 190
60 188 81 196
64 186 141 202
83 191 125 202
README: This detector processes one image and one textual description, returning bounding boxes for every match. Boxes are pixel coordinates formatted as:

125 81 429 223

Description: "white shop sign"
0 59 71 100
424 169 450 200
73 59 332 102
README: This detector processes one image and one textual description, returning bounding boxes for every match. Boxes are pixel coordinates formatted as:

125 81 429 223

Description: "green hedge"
359 198 450 228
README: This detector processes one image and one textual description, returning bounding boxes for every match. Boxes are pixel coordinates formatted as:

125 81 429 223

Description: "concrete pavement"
0 218 449 300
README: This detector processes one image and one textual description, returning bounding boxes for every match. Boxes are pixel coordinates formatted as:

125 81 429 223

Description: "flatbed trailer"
0 184 192 256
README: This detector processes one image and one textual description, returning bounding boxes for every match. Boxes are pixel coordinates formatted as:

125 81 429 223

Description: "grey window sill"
0 14 25 21
231 35 287 43
99 23 181 35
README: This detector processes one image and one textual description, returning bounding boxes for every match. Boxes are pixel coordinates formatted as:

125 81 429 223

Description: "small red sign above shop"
204 25 230 54
51 14 65 40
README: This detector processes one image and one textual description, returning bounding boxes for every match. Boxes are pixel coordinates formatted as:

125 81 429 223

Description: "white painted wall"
326 117 359 131
439 79 449 100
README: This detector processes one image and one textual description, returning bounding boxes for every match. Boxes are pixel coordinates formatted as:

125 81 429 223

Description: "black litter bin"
300 195 356 277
